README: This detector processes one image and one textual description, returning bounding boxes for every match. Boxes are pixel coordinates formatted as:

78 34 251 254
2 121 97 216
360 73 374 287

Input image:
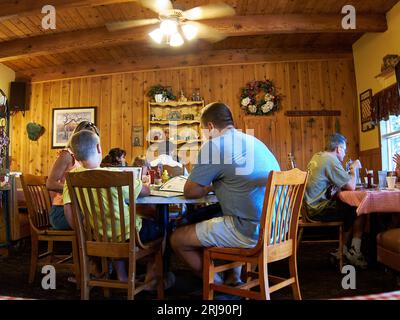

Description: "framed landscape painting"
52 107 97 148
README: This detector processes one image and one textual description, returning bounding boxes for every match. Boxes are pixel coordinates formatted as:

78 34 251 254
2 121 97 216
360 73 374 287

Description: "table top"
136 194 218 205
339 188 400 215
335 290 400 300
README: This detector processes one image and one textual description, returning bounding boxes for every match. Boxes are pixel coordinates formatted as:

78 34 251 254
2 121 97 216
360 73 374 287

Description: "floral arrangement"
146 84 176 101
240 80 281 115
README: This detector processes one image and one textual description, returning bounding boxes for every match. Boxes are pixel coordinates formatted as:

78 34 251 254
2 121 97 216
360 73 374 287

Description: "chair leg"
81 256 91 300
102 258 111 298
338 225 344 271
127 259 135 300
289 255 302 300
297 227 304 251
155 247 165 300
244 262 253 282
203 250 214 300
258 256 270 300
29 235 39 284
47 240 54 261
71 238 81 290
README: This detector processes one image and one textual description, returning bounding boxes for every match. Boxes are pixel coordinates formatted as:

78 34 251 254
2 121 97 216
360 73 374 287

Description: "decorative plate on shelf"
147 127 164 141
167 111 182 121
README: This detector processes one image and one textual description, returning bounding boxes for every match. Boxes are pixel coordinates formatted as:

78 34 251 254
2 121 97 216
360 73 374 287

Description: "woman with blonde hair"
46 121 100 229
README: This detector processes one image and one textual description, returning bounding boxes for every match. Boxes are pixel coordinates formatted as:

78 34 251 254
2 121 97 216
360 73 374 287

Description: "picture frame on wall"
132 126 143 147
359 89 375 132
51 107 97 148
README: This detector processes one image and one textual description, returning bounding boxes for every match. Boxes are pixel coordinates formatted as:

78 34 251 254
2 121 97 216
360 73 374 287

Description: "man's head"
69 129 102 167
200 102 234 138
326 133 347 162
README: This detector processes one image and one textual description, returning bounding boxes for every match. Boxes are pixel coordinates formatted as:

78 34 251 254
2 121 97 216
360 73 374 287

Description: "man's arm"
139 181 150 197
184 180 212 199
342 170 356 191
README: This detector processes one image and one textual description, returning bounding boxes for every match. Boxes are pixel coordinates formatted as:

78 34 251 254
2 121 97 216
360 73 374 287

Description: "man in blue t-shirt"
170 102 280 285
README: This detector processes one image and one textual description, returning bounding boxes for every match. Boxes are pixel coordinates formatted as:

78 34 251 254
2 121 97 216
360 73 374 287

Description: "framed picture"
132 126 143 147
52 107 97 148
359 89 375 132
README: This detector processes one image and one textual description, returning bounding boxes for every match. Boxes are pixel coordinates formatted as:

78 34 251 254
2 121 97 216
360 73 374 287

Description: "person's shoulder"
57 148 74 160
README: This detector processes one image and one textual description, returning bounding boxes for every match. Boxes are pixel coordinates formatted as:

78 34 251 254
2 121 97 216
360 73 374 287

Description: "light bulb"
149 28 163 44
160 19 177 35
156 0 170 11
182 24 198 41
169 32 184 47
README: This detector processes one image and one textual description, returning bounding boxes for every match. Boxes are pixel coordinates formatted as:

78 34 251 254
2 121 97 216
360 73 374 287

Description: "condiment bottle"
162 170 170 183
367 170 373 188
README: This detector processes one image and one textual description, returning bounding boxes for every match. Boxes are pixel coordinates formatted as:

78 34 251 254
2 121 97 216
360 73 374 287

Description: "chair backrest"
65 170 139 258
20 174 51 232
254 169 308 260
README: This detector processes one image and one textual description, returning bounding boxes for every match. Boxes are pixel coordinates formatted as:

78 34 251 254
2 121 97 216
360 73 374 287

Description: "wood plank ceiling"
0 0 398 81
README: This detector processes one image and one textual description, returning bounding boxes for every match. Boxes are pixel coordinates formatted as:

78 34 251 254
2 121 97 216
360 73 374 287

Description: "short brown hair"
200 102 234 129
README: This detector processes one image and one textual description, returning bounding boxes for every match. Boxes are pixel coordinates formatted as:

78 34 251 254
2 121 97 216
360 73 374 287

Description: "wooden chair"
286 153 344 271
297 207 344 270
20 174 80 288
203 169 308 300
65 170 164 300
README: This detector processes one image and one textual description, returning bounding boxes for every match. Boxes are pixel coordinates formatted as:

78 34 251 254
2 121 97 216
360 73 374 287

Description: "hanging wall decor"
52 107 97 148
360 89 375 132
240 80 282 115
26 122 45 141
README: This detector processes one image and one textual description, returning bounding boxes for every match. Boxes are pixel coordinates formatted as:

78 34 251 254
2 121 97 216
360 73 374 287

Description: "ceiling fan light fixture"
160 19 177 35
156 0 171 11
182 24 198 41
149 28 164 44
169 32 184 47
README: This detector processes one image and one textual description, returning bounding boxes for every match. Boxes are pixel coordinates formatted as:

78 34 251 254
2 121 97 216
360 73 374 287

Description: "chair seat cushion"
377 228 400 253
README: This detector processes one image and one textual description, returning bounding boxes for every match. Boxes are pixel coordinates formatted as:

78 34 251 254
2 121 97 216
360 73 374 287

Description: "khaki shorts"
195 215 257 248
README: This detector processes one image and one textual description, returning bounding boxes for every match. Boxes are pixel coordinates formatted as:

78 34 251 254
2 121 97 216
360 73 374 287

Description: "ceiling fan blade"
106 19 159 31
183 2 235 21
192 22 227 43
139 0 173 14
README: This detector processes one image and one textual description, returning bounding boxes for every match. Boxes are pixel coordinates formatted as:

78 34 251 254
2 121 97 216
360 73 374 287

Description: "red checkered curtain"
371 83 400 123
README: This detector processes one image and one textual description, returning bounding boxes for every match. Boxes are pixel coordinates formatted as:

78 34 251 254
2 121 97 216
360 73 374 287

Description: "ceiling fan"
105 0 235 47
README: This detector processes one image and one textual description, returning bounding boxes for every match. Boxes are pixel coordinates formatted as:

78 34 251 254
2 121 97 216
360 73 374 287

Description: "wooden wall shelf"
285 110 341 117
375 68 395 80
149 101 204 107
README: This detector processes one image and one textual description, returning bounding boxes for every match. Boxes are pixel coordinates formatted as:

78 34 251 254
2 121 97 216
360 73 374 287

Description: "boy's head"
70 130 102 166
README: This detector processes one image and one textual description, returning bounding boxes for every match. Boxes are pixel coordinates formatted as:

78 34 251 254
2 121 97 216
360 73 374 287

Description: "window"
380 115 400 171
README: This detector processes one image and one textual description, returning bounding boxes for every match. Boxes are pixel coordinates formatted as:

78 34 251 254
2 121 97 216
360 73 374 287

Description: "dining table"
338 188 400 216
338 187 400 263
136 193 218 270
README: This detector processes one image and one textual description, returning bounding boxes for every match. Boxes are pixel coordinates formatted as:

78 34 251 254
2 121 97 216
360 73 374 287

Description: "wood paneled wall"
10 57 359 175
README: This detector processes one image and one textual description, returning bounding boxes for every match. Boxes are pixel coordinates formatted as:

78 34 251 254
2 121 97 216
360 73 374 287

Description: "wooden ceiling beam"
17 48 353 82
0 14 386 62
0 0 137 21
203 14 387 35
